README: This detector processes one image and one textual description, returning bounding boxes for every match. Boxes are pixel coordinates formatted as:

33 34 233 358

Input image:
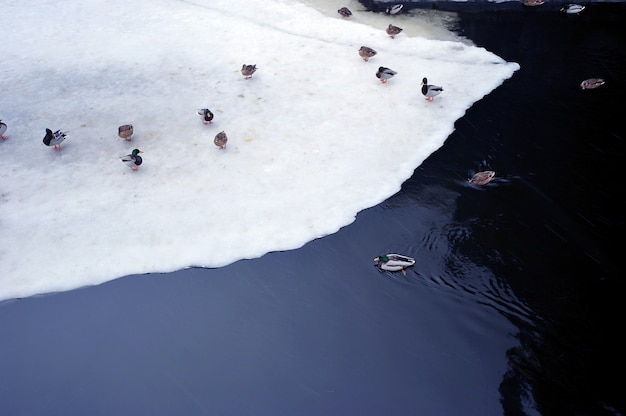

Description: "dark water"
1 4 624 416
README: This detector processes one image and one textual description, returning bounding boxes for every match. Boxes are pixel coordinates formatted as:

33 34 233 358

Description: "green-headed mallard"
0 119 7 140
338 7 352 18
197 108 214 124
118 124 133 141
241 64 257 79
358 46 377 62
374 254 415 275
469 170 495 185
580 78 605 90
421 77 444 102
561 3 585 14
376 66 397 83
214 131 228 149
43 128 67 151
385 4 403 15
386 24 402 39
120 148 143 171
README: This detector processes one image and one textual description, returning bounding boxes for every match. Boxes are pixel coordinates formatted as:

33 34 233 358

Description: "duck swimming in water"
197 108 214 124
374 254 415 275
376 66 397 83
385 4 403 15
386 24 403 39
0 119 7 140
214 131 228 149
338 7 352 18
43 128 67 150
118 124 133 141
561 3 585 14
358 46 377 62
241 64 257 79
421 77 444 102
580 78 605 90
120 148 143 171
469 170 495 185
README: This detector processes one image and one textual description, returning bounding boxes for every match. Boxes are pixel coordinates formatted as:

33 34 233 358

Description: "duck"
214 131 228 149
120 148 143 171
580 78 605 90
522 0 544 6
386 24 403 39
197 108 214 124
376 66 397 83
385 4 403 15
561 3 585 14
241 64 257 79
374 254 415 275
118 124 133 141
43 128 67 150
358 46 377 62
338 7 352 17
0 119 7 140
421 77 443 102
469 170 495 185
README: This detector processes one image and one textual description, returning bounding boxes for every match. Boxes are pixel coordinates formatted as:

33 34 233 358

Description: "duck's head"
131 149 143 156
421 77 428 85
374 255 389 263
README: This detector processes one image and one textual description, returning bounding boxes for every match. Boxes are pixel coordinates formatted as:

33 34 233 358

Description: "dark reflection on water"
411 4 625 415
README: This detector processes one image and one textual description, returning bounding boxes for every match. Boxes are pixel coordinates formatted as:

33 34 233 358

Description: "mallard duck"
214 131 228 149
374 254 415 275
338 7 352 17
580 78 605 90
120 148 143 171
561 3 585 14
118 124 133 141
421 77 443 102
385 4 403 15
197 108 214 124
469 170 495 185
43 128 67 150
376 66 397 83
386 24 403 39
358 46 377 62
241 64 257 79
523 0 544 6
0 119 7 140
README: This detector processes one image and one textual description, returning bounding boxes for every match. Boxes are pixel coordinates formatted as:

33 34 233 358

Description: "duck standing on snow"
385 4 403 15
120 148 143 171
386 24 403 39
0 119 7 140
374 254 415 275
469 170 495 185
197 108 214 124
376 66 397 83
214 131 228 149
241 64 257 79
580 78 605 90
358 46 377 62
338 7 352 17
43 128 67 150
561 4 585 14
118 124 133 141
421 77 444 102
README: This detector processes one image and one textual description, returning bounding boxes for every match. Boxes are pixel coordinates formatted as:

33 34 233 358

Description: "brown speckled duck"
118 124 133 141
580 78 605 90
241 64 257 79
358 46 377 62
214 131 228 149
469 170 495 185
386 24 402 39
